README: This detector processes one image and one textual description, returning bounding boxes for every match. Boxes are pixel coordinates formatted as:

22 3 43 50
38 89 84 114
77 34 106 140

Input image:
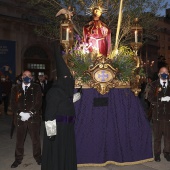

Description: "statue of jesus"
83 6 111 57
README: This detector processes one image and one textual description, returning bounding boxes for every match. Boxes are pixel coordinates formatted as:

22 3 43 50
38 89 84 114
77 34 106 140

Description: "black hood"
55 55 75 97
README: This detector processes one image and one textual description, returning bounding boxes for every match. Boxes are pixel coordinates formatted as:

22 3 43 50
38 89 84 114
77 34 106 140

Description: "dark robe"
42 80 52 121
41 80 77 170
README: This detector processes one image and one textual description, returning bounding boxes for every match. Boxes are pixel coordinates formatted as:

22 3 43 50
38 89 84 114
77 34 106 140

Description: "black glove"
77 86 82 94
48 135 56 141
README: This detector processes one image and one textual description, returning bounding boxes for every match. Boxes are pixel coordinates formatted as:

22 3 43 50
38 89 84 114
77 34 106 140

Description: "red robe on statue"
83 19 111 57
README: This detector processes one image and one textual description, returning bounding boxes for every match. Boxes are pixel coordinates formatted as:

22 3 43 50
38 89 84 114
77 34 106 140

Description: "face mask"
160 73 169 80
23 76 31 84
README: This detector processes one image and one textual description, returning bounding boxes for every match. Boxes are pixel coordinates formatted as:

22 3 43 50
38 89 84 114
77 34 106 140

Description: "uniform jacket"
10 82 42 125
148 79 170 121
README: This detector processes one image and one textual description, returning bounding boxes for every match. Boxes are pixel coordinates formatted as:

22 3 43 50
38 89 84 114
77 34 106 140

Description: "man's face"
159 67 169 80
22 71 32 79
38 76 44 82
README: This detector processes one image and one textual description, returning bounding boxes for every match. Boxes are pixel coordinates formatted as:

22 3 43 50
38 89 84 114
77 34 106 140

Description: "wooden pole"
114 0 123 51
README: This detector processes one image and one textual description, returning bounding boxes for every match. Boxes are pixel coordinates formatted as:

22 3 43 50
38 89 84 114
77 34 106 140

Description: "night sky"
158 0 170 16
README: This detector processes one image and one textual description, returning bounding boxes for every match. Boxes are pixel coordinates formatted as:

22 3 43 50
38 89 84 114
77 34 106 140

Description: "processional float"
57 0 144 96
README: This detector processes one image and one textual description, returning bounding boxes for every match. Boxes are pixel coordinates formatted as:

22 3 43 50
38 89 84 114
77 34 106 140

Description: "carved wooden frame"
85 56 118 95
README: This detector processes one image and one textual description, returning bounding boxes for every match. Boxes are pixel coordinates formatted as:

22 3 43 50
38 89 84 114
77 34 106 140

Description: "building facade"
157 8 170 68
140 8 170 79
0 0 57 81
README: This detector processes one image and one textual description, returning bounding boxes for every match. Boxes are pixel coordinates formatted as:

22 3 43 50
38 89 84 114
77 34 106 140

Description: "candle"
135 30 138 43
66 28 69 41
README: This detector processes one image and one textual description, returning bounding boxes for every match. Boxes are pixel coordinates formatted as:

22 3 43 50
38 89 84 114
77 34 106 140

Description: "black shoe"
36 159 41 165
154 155 161 162
164 153 170 161
11 161 21 168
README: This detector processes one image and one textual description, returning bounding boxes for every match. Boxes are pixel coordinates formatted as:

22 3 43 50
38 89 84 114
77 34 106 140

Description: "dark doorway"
23 46 50 80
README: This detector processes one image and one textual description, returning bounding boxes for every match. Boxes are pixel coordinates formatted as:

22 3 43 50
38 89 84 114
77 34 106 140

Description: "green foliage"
116 46 135 56
109 46 135 81
70 55 92 83
68 36 98 83
69 44 145 82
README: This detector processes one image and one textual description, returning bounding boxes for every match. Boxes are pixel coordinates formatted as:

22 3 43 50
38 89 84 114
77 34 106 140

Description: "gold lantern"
130 18 143 96
60 19 74 65
130 18 143 55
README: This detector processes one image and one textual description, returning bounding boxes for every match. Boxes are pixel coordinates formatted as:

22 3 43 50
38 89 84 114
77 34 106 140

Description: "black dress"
41 83 77 170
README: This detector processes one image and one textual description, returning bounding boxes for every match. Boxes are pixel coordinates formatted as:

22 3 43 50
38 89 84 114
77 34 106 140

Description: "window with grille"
27 63 45 69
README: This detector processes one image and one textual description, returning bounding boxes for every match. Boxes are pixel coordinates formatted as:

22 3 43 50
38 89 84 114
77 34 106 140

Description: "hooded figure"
41 54 77 170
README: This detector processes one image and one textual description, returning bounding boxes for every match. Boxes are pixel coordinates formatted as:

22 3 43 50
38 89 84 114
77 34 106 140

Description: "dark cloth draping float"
74 88 153 167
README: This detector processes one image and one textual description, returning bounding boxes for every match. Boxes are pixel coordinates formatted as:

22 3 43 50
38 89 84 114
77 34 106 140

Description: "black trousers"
153 120 170 155
3 95 9 113
15 121 41 162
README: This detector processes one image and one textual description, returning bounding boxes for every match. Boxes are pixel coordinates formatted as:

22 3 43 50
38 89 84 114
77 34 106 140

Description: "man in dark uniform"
41 54 81 170
10 70 42 168
148 67 170 162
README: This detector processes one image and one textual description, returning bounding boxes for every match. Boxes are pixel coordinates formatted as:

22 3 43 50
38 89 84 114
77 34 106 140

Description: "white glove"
19 112 31 121
73 92 81 103
45 120 57 136
161 96 170 102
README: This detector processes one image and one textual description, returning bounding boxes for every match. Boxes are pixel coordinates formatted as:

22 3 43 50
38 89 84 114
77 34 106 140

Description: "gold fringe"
77 158 154 167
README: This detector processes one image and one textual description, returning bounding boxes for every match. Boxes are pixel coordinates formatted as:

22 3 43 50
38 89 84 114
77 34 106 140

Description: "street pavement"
0 106 170 170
